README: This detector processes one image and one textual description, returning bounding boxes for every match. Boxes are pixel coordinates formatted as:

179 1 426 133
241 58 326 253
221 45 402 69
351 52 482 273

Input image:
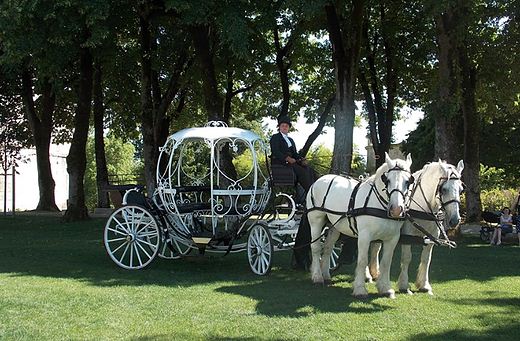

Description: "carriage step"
274 228 298 235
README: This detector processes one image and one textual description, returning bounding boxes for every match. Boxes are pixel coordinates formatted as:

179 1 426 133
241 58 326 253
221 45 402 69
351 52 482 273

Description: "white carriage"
103 121 340 275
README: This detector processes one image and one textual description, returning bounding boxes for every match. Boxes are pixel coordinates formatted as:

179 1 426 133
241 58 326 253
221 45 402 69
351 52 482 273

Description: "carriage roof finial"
205 121 228 128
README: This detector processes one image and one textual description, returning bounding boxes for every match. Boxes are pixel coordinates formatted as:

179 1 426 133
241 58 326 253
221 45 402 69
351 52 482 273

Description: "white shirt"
281 133 292 147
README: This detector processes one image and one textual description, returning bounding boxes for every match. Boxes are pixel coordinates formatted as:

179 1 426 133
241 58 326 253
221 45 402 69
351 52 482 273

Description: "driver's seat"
270 164 296 187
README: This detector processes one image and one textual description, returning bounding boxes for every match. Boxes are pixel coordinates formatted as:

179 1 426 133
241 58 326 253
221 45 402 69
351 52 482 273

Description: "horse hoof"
353 293 369 300
399 289 413 295
313 280 324 287
418 288 433 295
381 291 396 299
324 279 332 286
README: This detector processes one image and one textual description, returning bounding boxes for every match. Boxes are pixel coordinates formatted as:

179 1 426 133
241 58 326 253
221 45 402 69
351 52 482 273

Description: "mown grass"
0 215 519 340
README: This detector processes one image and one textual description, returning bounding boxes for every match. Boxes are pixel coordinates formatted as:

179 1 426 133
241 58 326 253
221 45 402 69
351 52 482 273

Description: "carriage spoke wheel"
104 205 160 269
157 234 192 259
157 239 181 260
247 223 273 275
171 236 193 256
329 242 343 272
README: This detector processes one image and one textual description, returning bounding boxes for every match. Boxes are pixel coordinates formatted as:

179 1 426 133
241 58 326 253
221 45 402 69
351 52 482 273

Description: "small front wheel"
247 223 274 275
329 241 343 272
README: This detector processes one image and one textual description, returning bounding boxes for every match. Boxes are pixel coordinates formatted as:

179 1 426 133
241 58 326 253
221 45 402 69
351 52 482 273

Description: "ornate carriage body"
155 122 270 240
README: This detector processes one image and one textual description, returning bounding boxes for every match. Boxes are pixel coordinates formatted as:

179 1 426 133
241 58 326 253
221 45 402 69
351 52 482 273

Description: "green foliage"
479 164 519 212
302 144 365 177
233 148 269 187
0 73 30 169
84 135 142 209
480 188 518 212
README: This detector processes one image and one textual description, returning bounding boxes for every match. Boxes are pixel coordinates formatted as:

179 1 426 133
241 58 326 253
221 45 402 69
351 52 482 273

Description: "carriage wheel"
157 239 181 260
247 223 274 275
104 205 160 269
329 242 343 272
158 236 193 259
171 236 194 256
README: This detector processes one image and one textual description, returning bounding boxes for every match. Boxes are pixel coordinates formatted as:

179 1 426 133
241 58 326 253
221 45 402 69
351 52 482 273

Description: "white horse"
306 153 413 298
368 160 464 295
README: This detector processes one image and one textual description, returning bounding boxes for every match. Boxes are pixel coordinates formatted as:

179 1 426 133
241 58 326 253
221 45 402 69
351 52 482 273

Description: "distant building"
365 137 405 173
0 144 69 212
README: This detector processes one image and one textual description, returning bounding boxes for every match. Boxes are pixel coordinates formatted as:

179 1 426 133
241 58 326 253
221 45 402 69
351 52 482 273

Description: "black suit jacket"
270 132 301 164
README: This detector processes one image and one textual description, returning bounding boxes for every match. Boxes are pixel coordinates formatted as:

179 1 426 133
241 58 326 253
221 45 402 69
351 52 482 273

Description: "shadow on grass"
216 276 393 317
0 216 518 290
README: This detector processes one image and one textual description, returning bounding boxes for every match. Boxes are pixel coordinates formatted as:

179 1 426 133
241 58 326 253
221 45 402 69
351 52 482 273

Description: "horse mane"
419 160 459 179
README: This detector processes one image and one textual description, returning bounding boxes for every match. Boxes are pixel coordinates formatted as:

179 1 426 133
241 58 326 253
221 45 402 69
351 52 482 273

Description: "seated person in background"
490 207 513 246
269 115 315 192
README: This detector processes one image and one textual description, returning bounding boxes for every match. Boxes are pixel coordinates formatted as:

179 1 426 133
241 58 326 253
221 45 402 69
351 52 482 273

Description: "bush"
480 188 518 212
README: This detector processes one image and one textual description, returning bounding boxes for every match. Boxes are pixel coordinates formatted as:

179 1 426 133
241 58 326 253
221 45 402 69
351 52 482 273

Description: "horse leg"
397 244 413 294
367 242 381 282
375 235 400 299
352 234 370 298
415 244 434 295
308 212 327 285
321 228 340 285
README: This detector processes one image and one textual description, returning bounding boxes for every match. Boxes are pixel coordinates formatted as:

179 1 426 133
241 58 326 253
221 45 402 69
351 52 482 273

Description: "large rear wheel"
104 205 160 269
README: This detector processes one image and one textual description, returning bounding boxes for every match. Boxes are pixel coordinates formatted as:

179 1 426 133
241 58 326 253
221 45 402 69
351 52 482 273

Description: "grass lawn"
0 215 519 340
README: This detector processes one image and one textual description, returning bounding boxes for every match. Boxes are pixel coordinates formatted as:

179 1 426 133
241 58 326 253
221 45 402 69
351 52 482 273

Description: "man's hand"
286 156 297 164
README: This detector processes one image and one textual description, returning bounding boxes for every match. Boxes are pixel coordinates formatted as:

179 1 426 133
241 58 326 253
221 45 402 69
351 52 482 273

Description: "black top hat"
277 115 292 127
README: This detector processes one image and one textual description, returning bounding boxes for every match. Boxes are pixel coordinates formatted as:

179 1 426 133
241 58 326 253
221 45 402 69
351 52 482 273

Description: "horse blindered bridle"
378 165 415 208
405 167 464 248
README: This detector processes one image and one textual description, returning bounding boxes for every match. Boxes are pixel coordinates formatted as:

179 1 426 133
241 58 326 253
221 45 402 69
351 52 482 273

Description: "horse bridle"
436 169 465 209
380 165 415 201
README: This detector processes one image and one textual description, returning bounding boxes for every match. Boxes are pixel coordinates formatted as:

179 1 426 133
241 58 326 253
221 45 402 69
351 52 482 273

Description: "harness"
306 165 412 237
304 164 462 249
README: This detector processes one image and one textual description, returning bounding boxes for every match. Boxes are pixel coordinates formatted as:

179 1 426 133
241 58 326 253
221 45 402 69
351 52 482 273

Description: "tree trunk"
20 70 59 211
359 3 398 169
458 11 481 222
93 62 110 208
139 14 157 194
191 23 237 182
274 26 292 117
434 10 460 164
190 24 222 121
64 46 93 221
325 0 364 174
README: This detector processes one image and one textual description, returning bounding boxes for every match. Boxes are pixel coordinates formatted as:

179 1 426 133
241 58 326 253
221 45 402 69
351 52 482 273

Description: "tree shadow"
0 216 280 288
1 216 518 291
407 296 520 340
216 273 393 317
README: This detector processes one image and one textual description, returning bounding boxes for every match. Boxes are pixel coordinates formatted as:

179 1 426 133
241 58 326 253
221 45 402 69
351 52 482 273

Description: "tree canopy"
1 0 518 219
